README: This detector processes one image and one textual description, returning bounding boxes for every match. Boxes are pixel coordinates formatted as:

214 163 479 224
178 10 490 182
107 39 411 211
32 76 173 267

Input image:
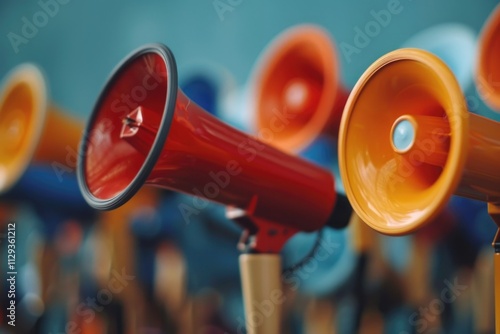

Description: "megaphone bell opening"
77 44 178 210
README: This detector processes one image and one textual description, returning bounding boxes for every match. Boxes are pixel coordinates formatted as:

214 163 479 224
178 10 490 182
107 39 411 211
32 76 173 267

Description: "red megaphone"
77 44 350 253
252 25 349 153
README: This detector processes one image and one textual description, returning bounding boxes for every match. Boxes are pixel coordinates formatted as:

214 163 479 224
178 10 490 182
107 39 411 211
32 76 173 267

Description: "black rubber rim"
77 43 178 210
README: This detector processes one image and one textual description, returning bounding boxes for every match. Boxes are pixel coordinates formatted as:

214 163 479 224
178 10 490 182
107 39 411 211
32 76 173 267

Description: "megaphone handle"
239 253 283 334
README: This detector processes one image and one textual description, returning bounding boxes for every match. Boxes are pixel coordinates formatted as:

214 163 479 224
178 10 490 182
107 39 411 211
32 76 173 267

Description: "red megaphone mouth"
77 44 178 210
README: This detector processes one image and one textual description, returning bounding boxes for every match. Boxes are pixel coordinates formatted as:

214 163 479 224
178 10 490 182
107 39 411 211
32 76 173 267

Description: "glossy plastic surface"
253 25 348 153
0 64 47 193
477 4 500 111
79 44 336 232
339 49 500 235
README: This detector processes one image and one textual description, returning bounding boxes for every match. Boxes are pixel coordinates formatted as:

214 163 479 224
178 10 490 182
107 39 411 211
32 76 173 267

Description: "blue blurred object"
179 62 236 120
1 164 95 239
129 194 179 296
379 234 413 275
174 199 242 294
300 136 335 169
448 196 497 248
279 137 356 297
282 227 356 296
181 75 218 115
402 23 477 91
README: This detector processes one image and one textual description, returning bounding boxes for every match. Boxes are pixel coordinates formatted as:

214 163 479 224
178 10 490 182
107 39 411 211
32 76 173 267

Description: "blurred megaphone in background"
0 64 96 332
250 25 348 153
77 43 351 334
221 25 348 151
477 3 500 112
0 64 82 194
339 48 500 331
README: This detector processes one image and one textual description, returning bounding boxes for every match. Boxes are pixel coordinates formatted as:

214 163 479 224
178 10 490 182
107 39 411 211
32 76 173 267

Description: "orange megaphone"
339 48 500 236
252 25 348 153
477 4 500 111
77 43 350 251
0 63 82 192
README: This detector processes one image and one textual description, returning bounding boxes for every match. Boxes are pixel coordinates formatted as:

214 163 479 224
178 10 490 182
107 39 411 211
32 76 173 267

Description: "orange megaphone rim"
477 4 500 111
253 25 343 153
0 64 48 193
339 48 468 235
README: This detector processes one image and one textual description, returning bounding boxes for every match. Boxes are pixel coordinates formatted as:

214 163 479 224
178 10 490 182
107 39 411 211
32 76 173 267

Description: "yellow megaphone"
477 4 500 111
339 48 500 330
339 48 500 235
0 63 81 192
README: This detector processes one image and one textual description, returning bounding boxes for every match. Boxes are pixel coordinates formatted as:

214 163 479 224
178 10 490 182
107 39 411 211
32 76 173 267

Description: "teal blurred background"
0 0 499 121
1 1 500 333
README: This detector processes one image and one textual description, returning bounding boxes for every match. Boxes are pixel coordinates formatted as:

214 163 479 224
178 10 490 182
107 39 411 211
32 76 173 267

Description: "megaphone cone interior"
339 48 500 235
78 44 341 233
477 4 500 111
0 64 83 193
254 25 348 153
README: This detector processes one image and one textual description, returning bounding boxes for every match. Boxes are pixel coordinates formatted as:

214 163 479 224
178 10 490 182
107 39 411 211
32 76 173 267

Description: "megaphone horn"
0 64 82 192
253 25 348 153
77 44 350 245
477 4 500 111
339 48 500 236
